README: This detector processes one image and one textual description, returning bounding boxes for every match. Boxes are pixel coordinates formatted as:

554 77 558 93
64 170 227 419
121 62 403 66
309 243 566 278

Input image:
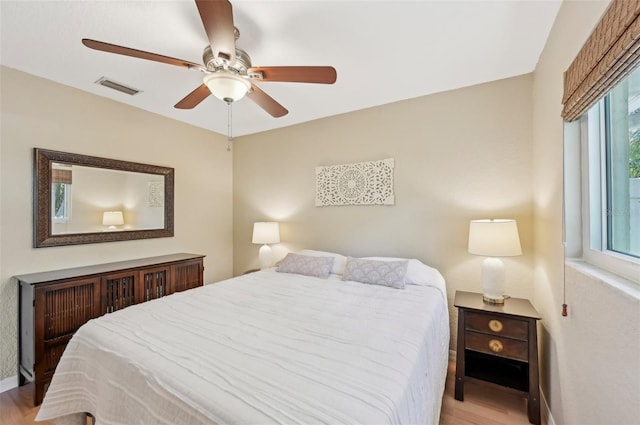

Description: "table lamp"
468 219 522 304
252 222 280 269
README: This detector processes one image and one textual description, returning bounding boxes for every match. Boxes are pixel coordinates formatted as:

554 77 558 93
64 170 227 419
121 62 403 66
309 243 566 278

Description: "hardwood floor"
0 380 49 425
1 360 542 425
440 361 544 425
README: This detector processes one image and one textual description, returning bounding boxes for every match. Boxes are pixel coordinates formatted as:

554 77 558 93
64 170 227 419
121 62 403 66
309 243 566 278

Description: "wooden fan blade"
82 39 205 70
175 84 211 109
248 66 337 84
246 84 288 118
195 0 236 64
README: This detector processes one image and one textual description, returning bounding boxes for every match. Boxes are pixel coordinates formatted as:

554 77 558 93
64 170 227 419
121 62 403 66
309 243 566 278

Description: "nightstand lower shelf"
465 350 528 392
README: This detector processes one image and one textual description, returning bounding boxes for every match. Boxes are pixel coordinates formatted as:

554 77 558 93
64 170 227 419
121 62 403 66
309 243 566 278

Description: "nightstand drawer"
465 311 529 340
465 331 528 362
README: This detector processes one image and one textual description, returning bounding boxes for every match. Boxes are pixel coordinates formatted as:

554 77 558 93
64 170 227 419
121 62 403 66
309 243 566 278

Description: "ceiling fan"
82 0 337 118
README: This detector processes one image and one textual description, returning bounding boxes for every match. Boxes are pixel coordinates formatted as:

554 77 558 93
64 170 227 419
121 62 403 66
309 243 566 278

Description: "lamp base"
258 244 273 270
483 294 505 305
481 257 506 305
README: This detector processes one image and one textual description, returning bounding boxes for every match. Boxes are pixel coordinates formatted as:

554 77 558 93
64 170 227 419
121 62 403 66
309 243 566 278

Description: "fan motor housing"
203 46 251 74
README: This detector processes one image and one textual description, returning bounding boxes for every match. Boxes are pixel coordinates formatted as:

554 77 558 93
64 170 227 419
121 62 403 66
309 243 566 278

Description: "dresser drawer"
465 331 528 361
465 311 529 340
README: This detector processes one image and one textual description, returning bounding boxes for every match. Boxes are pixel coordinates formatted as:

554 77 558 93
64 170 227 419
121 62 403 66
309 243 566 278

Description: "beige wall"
4 3 638 421
533 1 640 424
0 66 234 381
234 74 535 351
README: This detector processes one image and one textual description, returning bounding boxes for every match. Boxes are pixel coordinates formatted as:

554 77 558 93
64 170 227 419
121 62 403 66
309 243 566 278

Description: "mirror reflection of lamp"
102 211 124 230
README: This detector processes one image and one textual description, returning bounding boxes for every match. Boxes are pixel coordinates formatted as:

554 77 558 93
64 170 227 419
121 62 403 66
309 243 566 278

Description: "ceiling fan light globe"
203 72 251 103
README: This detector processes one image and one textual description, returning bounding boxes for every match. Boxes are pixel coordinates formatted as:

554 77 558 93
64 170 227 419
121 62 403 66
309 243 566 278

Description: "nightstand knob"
488 319 503 332
489 339 503 353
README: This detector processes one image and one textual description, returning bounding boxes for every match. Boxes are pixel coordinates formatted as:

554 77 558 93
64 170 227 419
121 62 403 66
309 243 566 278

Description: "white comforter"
37 268 449 425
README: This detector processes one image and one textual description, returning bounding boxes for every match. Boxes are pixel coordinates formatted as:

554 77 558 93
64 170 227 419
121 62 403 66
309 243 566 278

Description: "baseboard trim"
541 389 556 425
0 375 18 393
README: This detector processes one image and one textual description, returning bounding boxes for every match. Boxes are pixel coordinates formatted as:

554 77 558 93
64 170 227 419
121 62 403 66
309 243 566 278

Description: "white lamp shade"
468 219 522 257
203 72 251 103
102 211 124 226
252 222 280 245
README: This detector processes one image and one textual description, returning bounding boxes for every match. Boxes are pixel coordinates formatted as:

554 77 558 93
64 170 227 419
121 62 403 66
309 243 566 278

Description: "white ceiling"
0 0 561 137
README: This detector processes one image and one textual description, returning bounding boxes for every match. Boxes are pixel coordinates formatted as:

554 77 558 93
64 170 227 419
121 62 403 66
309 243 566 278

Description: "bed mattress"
36 267 449 425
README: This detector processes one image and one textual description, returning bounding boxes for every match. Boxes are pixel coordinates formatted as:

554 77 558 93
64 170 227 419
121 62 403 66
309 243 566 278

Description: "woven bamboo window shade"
562 0 640 122
51 168 72 184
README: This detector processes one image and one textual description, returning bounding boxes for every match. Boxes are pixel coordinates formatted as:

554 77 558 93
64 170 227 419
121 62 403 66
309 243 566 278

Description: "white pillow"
276 253 335 279
299 249 347 275
362 257 438 286
342 257 408 289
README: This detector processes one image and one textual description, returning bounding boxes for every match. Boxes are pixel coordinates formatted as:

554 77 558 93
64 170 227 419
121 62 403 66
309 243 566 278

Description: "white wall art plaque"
315 158 395 206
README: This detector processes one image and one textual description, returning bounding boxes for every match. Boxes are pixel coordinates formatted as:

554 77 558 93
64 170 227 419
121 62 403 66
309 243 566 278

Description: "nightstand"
454 291 541 425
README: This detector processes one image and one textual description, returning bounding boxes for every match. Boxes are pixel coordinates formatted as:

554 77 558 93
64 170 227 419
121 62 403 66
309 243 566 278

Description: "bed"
36 252 450 425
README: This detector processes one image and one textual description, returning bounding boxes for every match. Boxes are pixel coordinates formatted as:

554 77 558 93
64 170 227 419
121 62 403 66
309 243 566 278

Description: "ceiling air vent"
95 77 141 96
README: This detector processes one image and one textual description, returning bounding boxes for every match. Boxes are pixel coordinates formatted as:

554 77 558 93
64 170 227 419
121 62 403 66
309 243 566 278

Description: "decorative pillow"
362 257 437 286
342 257 408 289
299 249 348 275
276 253 335 279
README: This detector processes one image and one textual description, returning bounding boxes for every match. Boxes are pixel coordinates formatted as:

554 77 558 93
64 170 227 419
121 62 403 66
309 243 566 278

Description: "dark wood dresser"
16 253 205 405
454 290 541 425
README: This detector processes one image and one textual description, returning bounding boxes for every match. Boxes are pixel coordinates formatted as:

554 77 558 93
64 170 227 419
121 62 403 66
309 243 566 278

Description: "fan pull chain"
226 101 233 152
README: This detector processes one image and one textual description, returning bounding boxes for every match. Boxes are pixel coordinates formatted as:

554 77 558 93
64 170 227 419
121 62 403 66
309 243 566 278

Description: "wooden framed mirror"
34 148 174 247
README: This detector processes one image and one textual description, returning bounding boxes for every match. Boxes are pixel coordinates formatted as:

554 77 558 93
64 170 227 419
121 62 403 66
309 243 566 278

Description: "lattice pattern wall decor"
315 158 395 206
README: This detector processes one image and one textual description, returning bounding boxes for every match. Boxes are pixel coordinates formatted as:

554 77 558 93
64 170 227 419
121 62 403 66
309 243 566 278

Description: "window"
606 71 640 258
561 0 640 285
574 66 640 283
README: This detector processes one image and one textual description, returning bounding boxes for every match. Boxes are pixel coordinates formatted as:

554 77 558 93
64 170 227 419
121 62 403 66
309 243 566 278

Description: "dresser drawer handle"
489 339 504 353
488 319 503 332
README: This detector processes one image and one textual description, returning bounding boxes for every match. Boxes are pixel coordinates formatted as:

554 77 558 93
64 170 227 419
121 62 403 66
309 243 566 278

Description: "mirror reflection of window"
51 165 72 222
